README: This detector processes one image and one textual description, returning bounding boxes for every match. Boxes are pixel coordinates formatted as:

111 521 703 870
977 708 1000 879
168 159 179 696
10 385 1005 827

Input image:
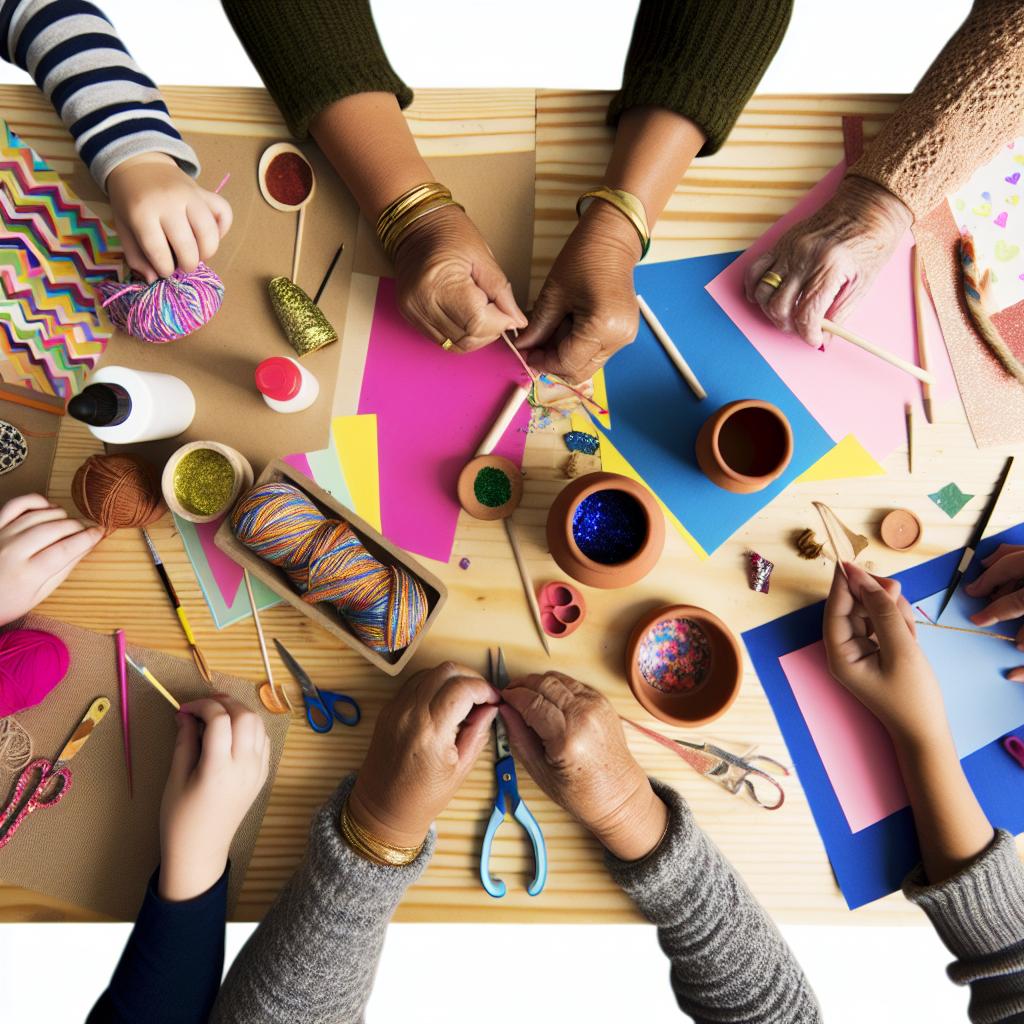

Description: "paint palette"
537 581 586 639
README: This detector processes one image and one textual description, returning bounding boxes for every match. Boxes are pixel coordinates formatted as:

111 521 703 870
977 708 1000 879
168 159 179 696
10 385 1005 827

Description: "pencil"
0 387 66 416
503 518 551 656
905 403 914 475
637 294 707 401
115 629 132 798
911 245 934 423
313 242 344 304
821 319 936 385
125 654 181 710
141 529 213 685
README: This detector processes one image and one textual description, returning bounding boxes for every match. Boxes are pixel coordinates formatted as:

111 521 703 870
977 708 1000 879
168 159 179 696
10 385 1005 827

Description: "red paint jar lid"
255 357 301 401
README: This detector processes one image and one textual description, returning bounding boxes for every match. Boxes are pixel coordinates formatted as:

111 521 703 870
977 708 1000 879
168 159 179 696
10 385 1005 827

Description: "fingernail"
970 612 994 627
965 580 979 595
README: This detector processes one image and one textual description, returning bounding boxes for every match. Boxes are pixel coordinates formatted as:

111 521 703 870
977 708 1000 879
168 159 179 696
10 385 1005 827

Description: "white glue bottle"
66 366 196 443
255 356 319 413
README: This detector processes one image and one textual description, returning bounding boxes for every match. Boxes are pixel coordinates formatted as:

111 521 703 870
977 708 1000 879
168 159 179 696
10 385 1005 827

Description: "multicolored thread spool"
98 263 224 343
231 483 428 654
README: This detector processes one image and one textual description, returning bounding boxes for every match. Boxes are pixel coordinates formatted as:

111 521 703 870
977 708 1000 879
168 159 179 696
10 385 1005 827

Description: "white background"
0 2 978 1021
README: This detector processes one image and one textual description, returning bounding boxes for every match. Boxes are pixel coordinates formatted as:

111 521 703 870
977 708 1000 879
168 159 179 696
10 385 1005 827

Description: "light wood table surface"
2 86 1020 925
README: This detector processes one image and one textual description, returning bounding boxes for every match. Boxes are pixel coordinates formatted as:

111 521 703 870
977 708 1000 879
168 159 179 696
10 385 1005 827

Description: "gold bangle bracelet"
374 182 449 236
376 181 456 260
576 186 651 258
340 798 424 868
380 196 464 262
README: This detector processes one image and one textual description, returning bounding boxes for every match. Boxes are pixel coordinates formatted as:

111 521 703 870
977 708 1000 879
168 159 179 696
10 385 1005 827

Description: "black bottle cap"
67 383 126 427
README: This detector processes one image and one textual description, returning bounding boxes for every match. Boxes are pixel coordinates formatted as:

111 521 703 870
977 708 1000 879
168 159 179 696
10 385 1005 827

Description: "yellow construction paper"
590 368 611 429
797 434 885 483
332 415 382 532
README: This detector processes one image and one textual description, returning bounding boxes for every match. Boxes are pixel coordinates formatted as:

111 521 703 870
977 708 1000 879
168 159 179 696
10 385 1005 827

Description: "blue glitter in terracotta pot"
571 489 647 564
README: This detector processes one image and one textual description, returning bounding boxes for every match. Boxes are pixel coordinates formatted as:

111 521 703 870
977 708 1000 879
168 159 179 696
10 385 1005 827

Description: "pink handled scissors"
0 697 109 850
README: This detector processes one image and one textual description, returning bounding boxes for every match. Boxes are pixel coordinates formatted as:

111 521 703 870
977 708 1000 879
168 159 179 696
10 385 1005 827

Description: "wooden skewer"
292 206 306 284
914 620 1015 643
911 245 934 423
905 403 914 475
503 517 551 656
243 569 293 712
821 318 936 385
638 294 707 400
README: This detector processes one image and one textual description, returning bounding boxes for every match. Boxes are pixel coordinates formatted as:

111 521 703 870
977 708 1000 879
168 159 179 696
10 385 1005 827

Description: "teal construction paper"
929 482 974 519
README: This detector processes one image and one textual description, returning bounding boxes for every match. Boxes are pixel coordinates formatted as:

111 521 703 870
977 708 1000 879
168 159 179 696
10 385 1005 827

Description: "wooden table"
2 85 1020 925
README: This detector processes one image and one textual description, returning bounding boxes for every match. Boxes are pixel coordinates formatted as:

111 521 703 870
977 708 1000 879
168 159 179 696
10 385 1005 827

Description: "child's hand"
0 494 102 626
106 153 233 283
824 562 948 747
158 695 270 902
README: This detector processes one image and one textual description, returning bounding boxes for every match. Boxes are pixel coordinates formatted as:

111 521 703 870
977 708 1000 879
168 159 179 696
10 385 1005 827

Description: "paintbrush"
125 654 180 710
141 528 213 685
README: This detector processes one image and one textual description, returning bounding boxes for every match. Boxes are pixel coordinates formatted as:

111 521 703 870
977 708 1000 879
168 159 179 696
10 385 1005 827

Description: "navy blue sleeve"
86 865 228 1024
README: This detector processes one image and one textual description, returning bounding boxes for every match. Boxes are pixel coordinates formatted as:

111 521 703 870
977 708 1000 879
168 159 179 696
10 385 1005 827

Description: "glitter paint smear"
174 448 235 517
572 489 646 564
265 152 313 207
639 618 712 694
474 466 511 508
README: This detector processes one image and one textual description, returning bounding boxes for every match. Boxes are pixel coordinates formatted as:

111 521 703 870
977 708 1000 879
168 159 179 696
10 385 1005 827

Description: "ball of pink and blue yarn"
98 262 224 343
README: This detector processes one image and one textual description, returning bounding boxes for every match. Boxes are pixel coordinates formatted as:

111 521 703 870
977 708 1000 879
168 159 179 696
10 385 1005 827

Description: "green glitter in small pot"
474 466 511 508
174 448 235 517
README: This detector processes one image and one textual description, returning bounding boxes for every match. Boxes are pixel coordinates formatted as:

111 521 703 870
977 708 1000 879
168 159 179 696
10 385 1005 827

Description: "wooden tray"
215 458 447 675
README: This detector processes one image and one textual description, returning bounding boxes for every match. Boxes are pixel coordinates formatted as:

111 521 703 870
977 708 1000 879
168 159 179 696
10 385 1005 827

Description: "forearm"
892 726 994 884
606 779 820 1024
310 92 433 224
1 0 198 188
602 107 705 231
849 0 1024 219
211 775 433 1024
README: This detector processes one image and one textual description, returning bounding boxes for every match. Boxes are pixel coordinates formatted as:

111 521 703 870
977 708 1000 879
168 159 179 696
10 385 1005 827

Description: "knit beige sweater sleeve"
849 0 1024 220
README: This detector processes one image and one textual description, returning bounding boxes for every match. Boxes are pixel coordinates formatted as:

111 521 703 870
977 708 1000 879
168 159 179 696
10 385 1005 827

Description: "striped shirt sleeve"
0 0 199 189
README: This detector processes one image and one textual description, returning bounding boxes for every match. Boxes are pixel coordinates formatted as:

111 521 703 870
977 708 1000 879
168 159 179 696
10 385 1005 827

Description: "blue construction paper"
743 524 1024 909
597 253 833 555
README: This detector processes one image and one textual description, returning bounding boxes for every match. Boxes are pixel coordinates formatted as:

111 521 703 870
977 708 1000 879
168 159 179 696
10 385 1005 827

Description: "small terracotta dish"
626 604 742 727
537 581 586 638
546 472 664 589
162 441 253 524
457 454 523 520
695 399 793 494
880 508 923 551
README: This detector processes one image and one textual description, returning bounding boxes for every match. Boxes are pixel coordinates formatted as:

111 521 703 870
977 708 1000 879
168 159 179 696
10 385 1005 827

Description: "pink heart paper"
994 211 1009 228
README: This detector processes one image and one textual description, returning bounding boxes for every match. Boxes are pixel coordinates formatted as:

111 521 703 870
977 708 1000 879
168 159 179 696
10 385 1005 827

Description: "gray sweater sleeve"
904 829 1024 1023
606 779 821 1023
210 774 433 1024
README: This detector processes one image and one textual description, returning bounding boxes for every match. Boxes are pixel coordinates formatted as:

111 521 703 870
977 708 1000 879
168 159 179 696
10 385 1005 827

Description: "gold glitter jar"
161 441 254 524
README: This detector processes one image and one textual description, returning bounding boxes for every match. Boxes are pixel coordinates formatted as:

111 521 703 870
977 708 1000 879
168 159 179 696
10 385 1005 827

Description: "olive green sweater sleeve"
608 0 793 155
221 0 412 138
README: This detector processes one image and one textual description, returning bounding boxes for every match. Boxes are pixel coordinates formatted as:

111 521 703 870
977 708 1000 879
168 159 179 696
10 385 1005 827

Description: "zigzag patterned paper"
0 122 122 398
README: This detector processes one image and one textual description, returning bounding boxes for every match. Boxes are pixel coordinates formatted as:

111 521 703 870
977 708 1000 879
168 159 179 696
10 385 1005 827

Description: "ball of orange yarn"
71 453 166 534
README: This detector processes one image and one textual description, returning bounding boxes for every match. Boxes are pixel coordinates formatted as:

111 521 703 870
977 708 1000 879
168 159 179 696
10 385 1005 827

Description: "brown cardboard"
0 614 290 920
99 131 359 473
214 460 447 676
0 384 64 504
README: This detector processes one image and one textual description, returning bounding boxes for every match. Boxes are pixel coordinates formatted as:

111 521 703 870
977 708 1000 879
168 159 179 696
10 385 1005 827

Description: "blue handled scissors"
273 639 361 733
480 648 547 898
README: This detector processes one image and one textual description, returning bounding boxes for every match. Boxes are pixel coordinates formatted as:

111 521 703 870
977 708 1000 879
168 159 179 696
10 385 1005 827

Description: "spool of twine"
97 263 224 343
0 718 31 774
231 483 428 653
72 453 165 534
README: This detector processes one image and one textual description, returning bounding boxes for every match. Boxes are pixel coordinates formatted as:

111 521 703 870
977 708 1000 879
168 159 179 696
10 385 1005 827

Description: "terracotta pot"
695 399 793 494
626 604 742 727
546 472 664 589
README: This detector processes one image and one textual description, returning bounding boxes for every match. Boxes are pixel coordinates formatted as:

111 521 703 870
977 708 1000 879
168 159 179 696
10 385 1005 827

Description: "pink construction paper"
358 278 531 563
195 517 243 608
706 163 957 460
282 452 314 480
780 640 908 833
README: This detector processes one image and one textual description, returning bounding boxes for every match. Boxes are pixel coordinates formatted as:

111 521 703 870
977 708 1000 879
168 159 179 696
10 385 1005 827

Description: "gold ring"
760 270 783 290
440 338 455 351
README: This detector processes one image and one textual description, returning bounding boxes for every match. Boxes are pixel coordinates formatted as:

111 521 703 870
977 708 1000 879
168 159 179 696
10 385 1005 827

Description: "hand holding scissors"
274 639 361 733
0 696 109 850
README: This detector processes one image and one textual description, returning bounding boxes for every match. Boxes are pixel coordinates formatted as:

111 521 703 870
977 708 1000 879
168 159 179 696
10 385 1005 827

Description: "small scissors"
480 648 547 898
274 639 361 733
0 696 110 850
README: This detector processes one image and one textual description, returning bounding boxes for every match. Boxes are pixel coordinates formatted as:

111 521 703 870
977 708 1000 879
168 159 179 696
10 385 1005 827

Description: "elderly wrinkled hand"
966 544 1024 679
347 662 500 850
500 671 667 861
743 176 911 347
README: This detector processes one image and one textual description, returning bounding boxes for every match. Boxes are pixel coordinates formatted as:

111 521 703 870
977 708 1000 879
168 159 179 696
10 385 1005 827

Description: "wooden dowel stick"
504 517 551 657
292 206 306 284
905 403 914 475
476 383 531 457
911 245 934 423
637 294 707 400
821 318 936 385
243 569 292 711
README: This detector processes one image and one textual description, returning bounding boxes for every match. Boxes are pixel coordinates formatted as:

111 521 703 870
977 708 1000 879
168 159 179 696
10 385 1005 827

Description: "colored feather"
960 231 1024 387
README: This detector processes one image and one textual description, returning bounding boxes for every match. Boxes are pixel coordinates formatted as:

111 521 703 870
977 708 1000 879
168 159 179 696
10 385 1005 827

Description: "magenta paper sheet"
357 278 531 563
706 163 958 461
